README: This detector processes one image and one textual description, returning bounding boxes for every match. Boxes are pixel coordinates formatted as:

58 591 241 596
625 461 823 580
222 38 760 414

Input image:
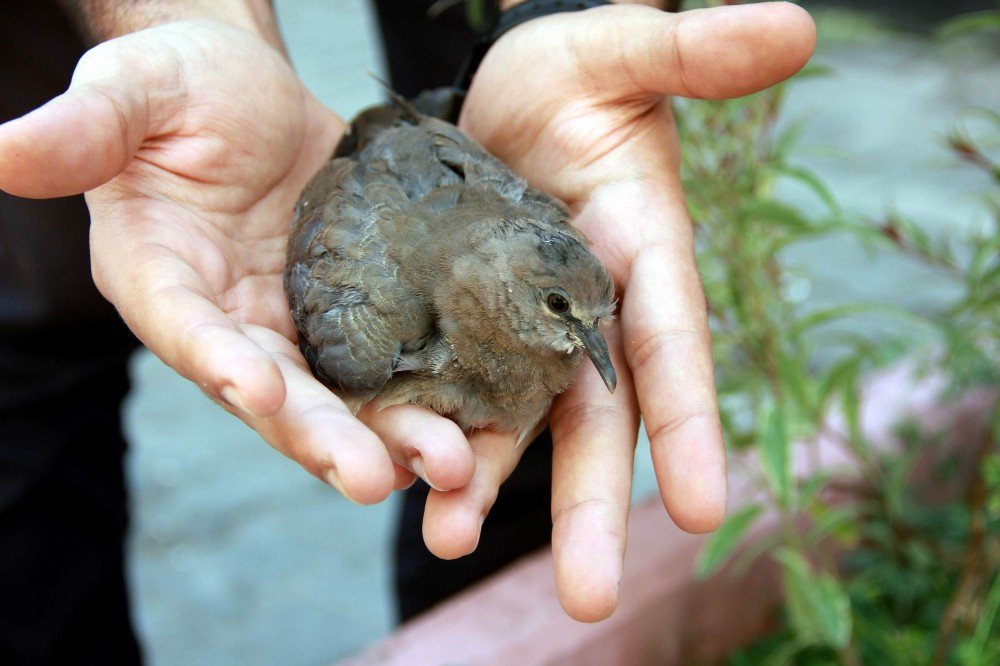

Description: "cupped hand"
0 20 476 504
0 4 817 624
442 2 817 621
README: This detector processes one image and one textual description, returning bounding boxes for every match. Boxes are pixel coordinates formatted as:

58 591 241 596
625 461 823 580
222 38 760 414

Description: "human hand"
432 2 816 621
0 20 479 503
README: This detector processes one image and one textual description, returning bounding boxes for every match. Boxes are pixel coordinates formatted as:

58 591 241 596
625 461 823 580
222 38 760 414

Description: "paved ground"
122 4 999 665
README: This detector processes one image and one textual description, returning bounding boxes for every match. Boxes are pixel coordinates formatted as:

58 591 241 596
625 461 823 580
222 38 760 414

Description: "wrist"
59 0 285 51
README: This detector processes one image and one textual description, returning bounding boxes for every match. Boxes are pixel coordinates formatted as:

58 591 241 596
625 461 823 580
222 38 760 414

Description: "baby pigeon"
284 94 616 439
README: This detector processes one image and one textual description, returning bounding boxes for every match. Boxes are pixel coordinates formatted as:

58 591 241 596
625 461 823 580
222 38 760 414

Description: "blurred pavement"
122 3 1000 665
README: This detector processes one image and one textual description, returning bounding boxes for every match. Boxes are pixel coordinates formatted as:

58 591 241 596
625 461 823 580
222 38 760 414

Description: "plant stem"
931 429 994 665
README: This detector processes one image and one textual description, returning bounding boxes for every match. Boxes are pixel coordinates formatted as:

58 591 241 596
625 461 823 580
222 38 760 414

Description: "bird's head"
459 218 618 393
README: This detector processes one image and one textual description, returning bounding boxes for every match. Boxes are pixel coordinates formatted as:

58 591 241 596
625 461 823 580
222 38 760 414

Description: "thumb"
0 37 180 199
503 2 816 102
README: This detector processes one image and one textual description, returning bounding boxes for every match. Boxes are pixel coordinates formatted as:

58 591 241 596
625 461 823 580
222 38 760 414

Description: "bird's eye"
546 292 570 314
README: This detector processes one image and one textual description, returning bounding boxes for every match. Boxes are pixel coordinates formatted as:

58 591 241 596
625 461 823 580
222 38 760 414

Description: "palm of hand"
86 22 342 346
461 5 720 537
36 22 419 502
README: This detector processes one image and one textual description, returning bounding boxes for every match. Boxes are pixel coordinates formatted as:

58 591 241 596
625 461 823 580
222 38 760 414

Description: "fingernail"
324 467 354 502
220 385 260 418
410 455 443 492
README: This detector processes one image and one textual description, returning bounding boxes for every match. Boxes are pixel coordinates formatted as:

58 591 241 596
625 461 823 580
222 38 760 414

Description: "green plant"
677 6 999 664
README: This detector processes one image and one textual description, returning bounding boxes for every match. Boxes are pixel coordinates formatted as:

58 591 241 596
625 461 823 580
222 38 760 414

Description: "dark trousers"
394 430 553 622
0 337 141 665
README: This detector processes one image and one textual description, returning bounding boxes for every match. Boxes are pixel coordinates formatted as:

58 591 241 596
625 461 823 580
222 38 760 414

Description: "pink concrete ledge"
342 366 995 665
344 496 781 666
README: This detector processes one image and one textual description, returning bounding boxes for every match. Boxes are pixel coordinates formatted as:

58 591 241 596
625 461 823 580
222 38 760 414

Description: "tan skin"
0 1 815 621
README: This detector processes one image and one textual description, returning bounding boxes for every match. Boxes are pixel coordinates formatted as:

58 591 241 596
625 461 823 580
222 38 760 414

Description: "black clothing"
394 428 552 622
1 2 142 664
369 0 479 99
0 357 140 665
0 1 130 339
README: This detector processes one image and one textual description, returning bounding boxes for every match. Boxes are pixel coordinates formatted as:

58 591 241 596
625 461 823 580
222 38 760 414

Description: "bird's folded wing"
285 159 432 396
425 118 574 227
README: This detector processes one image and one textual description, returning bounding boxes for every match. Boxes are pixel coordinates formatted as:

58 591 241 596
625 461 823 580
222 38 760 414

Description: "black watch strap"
453 0 613 97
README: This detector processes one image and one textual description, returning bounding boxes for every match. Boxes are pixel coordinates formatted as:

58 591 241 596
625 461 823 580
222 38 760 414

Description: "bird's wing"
345 105 571 224
421 118 531 201
285 158 433 396
421 118 572 225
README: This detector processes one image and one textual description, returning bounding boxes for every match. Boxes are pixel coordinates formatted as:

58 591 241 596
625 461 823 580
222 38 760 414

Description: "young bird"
284 94 616 440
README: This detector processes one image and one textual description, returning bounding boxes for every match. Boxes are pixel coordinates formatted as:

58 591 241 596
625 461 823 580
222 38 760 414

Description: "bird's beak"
573 321 617 393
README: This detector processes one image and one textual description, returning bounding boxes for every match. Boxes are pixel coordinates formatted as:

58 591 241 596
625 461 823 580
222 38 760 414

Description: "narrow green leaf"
938 10 1000 38
971 571 1000 655
731 531 782 578
969 106 1000 128
969 235 1000 282
759 406 792 509
763 164 842 217
775 548 853 649
816 355 862 413
773 116 810 159
798 471 835 510
791 302 927 337
840 373 873 465
463 0 487 31
892 212 938 259
739 199 815 233
805 506 858 546
883 442 922 516
762 641 807 666
793 62 837 80
777 348 816 421
695 504 764 579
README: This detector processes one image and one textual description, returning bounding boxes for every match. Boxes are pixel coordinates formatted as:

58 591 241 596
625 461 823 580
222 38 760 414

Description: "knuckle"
549 402 624 443
625 328 701 377
646 411 715 447
551 497 622 539
180 319 234 358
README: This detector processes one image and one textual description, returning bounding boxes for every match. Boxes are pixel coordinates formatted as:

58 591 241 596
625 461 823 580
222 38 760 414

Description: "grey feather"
284 91 616 433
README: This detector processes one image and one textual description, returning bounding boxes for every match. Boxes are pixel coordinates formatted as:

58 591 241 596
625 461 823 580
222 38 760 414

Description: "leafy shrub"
678 5 999 663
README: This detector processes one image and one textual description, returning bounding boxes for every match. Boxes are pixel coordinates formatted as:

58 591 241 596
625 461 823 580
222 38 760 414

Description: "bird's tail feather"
367 72 423 123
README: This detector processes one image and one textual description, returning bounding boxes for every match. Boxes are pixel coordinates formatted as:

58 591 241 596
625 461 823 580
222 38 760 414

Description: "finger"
358 403 476 492
421 429 526 560
393 463 417 491
90 233 287 419
590 2 814 99
575 182 728 534
228 326 396 505
0 39 183 198
490 2 815 103
549 324 639 622
626 234 729 533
